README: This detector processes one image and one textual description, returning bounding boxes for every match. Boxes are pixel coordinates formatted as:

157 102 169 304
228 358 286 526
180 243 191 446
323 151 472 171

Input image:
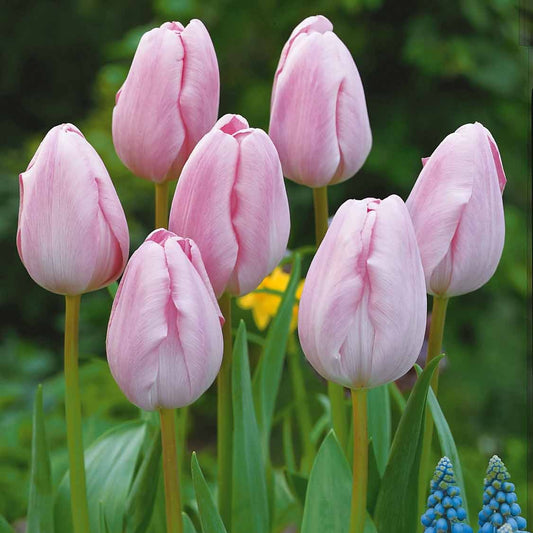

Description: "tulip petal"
178 20 219 163
18 125 99 294
270 32 345 187
112 27 186 182
169 129 239 296
225 129 290 295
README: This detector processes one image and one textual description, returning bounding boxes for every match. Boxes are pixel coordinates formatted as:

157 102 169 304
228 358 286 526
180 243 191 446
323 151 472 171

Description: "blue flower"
477 455 528 533
421 457 473 533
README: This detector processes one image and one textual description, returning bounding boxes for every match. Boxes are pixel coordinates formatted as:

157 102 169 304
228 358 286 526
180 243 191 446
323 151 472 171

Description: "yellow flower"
238 266 304 333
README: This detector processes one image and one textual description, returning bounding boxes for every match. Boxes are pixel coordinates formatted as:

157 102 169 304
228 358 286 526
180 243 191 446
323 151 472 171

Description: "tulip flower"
169 113 291 297
106 229 223 411
406 122 506 298
298 195 426 389
112 20 219 183
269 15 372 188
17 123 129 296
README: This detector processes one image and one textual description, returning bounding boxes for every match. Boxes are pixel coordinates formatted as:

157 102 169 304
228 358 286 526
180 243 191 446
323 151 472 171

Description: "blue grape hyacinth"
421 456 473 533
477 455 528 533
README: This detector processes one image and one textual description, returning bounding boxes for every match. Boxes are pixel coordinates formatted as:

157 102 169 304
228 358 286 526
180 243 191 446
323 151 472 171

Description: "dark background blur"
1 0 530 525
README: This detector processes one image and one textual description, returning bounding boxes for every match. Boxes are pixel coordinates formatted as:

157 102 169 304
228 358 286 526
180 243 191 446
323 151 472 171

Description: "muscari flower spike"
478 455 528 533
499 525 515 533
421 456 473 533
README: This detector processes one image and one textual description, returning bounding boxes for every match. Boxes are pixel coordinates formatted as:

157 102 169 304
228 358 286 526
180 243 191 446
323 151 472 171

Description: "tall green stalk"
349 388 368 533
160 408 183 533
217 293 233 528
155 181 170 229
64 294 90 533
417 296 449 519
312 186 348 450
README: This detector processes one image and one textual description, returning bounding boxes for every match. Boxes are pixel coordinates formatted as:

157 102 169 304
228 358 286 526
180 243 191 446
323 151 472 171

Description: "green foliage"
253 254 301 456
367 384 391 476
232 322 269 533
55 421 147 533
191 453 227 533
27 385 53 533
374 355 444 533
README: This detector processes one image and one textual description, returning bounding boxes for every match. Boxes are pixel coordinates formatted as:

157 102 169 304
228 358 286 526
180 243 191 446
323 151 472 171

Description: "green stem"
155 181 170 229
160 408 183 533
418 296 449 521
64 294 90 533
349 389 368 533
312 186 329 244
287 335 315 472
312 186 348 451
217 293 233 529
176 407 188 488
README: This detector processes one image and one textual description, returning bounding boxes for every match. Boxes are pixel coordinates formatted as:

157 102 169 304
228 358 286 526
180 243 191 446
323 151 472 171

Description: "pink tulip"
298 196 426 389
107 229 223 410
112 20 219 183
269 15 372 188
406 122 506 297
169 114 290 297
17 124 129 296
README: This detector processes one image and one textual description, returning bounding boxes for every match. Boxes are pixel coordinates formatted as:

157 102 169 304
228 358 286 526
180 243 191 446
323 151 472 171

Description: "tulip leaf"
27 385 54 533
253 254 302 454
183 513 197 533
367 384 391 476
55 421 147 533
107 281 118 299
367 439 382 515
99 501 110 533
0 516 14 533
232 321 269 533
284 469 308 508
301 430 375 533
422 369 470 520
373 355 444 533
191 453 227 533
124 428 162 533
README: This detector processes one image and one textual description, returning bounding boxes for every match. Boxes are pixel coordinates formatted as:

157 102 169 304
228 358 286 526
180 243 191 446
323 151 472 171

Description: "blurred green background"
1 0 530 526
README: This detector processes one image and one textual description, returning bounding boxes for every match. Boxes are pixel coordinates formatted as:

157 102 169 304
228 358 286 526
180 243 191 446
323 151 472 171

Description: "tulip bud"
169 114 290 297
106 229 223 410
406 122 506 297
298 196 426 389
17 124 129 296
269 15 372 188
112 20 219 183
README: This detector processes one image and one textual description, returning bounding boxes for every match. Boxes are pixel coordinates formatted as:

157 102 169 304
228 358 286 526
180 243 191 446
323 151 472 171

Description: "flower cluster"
421 457 473 533
477 456 528 533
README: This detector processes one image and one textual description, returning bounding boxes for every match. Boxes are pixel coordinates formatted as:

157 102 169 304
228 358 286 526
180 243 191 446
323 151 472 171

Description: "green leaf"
388 382 406 413
107 281 118 299
191 453 227 533
301 431 377 533
301 431 350 533
284 470 308 508
0 516 15 533
367 384 391 476
426 376 470 519
232 321 269 533
27 385 53 533
99 501 110 533
183 513 197 533
55 421 147 533
124 429 162 533
253 255 301 453
367 439 381 515
373 355 444 533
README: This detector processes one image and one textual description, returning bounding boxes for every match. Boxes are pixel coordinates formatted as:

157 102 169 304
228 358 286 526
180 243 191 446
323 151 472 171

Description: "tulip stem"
349 388 368 533
418 296 449 519
312 186 329 244
160 408 183 533
312 185 348 451
217 292 233 529
155 181 170 229
63 294 90 533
